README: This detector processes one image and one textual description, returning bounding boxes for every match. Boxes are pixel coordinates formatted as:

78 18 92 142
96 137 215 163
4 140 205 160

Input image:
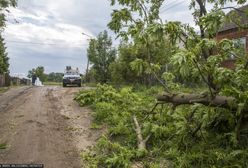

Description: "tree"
0 35 8 74
158 0 248 143
87 30 116 83
27 66 47 82
47 72 63 82
76 0 248 167
0 0 17 74
108 0 181 86
109 0 248 155
109 42 137 84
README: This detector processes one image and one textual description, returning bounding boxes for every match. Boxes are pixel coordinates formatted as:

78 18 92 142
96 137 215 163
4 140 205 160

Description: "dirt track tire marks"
0 86 101 168
0 86 32 112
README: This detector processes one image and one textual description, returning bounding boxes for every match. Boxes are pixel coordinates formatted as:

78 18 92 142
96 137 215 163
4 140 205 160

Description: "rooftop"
219 5 248 32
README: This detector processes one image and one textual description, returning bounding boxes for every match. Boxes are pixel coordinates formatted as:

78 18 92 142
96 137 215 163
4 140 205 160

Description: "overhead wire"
5 40 88 48
160 0 186 14
160 0 178 11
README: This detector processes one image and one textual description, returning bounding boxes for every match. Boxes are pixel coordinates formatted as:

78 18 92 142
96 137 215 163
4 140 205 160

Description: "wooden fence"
0 74 4 87
0 74 10 87
0 74 30 87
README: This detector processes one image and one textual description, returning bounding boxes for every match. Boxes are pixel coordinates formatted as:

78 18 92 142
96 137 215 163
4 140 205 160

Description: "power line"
160 0 185 13
166 0 186 11
160 0 186 14
160 0 178 11
5 40 88 47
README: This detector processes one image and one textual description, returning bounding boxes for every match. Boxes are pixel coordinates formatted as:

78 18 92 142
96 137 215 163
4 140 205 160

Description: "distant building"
216 5 248 69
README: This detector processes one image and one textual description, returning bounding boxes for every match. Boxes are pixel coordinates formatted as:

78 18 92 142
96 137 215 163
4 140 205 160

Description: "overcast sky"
2 0 240 76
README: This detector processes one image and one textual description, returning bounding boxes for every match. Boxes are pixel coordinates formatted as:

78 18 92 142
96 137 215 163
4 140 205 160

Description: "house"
216 5 248 68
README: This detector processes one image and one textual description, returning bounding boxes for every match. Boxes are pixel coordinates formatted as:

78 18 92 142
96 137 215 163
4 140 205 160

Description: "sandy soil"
0 86 101 168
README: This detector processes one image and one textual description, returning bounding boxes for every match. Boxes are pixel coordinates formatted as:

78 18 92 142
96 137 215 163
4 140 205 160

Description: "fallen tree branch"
157 93 238 111
133 115 151 150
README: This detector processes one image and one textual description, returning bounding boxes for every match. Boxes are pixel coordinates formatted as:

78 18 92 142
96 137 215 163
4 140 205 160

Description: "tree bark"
133 115 150 150
157 93 238 111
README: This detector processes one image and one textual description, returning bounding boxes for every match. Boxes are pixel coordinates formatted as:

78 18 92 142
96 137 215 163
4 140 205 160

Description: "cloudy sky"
2 0 240 76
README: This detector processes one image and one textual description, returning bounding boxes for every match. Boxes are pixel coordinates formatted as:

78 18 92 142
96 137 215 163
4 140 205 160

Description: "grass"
84 82 98 87
0 143 8 150
43 82 62 86
0 87 9 93
90 123 102 129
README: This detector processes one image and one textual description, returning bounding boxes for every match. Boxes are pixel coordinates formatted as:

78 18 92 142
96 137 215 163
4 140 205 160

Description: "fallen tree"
156 92 248 142
157 93 238 111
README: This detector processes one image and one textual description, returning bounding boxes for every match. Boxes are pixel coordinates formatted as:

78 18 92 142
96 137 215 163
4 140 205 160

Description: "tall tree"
0 0 17 74
108 0 180 86
87 30 116 83
0 35 8 73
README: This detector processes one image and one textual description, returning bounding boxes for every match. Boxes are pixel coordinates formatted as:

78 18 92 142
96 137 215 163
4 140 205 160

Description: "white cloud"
4 7 94 48
2 0 102 75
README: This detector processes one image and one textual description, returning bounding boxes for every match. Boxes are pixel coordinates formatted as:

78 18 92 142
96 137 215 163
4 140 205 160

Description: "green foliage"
75 84 248 167
0 0 17 74
109 40 175 85
0 35 8 74
27 66 47 82
74 89 96 106
161 72 180 90
0 0 17 28
75 84 155 167
199 8 225 38
108 0 178 86
47 72 63 82
87 30 116 83
78 0 248 167
0 142 7 149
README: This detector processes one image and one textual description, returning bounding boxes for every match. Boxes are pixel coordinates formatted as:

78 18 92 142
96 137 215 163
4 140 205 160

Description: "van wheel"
63 83 66 87
78 83 81 87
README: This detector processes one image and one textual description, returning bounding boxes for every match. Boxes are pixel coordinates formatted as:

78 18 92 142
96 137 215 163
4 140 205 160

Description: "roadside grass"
0 87 9 93
0 143 8 150
0 85 35 94
43 82 62 86
84 82 97 87
90 123 102 129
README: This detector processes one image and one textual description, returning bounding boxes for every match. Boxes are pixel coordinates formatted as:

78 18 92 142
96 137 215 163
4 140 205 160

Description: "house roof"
219 4 248 32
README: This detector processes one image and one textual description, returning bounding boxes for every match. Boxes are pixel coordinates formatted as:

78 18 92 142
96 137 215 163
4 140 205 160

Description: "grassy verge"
43 82 62 86
0 87 9 93
0 143 8 150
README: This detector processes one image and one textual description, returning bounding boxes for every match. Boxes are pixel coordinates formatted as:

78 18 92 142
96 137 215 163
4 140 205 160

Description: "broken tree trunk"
157 93 238 111
133 115 151 150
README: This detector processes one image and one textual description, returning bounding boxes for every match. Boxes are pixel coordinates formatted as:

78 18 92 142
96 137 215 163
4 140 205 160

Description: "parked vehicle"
62 66 81 87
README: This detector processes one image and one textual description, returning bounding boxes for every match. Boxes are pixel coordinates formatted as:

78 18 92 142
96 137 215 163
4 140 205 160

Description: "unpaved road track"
0 86 100 168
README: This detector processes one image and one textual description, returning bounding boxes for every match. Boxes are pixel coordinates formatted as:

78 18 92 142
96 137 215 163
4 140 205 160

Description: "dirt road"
0 86 100 168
